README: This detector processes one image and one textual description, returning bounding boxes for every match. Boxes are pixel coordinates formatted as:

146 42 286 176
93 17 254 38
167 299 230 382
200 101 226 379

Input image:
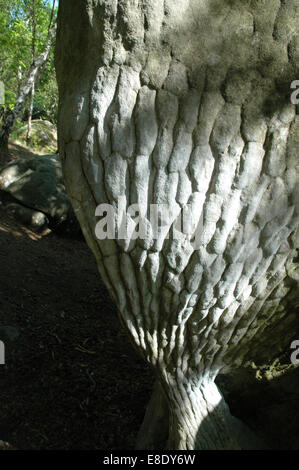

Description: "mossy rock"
16 120 57 153
0 154 81 236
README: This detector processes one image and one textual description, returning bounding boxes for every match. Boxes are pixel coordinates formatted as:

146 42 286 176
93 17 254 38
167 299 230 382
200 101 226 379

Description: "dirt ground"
0 143 154 450
0 143 298 450
0 204 155 450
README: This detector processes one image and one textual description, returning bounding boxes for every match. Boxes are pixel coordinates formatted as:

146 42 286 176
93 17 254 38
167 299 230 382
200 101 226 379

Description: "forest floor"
0 143 298 450
0 203 154 450
0 141 44 165
0 142 154 450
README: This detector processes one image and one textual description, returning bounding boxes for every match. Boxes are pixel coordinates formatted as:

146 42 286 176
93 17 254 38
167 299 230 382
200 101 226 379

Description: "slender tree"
26 0 57 142
26 0 36 142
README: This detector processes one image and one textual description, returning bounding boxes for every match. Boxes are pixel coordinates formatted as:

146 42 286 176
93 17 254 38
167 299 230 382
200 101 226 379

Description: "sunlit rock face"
56 0 299 449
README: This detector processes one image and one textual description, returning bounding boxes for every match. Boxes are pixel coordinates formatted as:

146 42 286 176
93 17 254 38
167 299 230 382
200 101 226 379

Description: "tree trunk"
26 82 35 143
17 66 22 97
26 0 36 143
55 0 299 449
0 23 56 150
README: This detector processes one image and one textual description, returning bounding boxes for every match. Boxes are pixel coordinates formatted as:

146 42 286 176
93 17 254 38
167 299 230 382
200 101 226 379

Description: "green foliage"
12 119 57 153
0 0 58 121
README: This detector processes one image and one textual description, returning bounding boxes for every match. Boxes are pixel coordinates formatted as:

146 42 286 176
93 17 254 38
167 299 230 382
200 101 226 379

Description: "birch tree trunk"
55 0 299 449
26 0 36 143
26 83 35 143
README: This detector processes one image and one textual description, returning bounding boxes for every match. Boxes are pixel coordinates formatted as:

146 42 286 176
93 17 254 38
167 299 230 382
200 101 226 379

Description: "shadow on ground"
0 207 153 449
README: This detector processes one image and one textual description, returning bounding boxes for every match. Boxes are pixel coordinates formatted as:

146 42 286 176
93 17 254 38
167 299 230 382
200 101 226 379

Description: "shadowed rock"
0 154 81 235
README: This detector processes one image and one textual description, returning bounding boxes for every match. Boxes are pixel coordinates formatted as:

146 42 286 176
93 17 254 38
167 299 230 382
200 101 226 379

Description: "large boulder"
15 120 57 153
0 154 81 235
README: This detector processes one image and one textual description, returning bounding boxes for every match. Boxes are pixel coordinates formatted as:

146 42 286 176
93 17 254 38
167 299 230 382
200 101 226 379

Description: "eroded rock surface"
56 0 299 449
